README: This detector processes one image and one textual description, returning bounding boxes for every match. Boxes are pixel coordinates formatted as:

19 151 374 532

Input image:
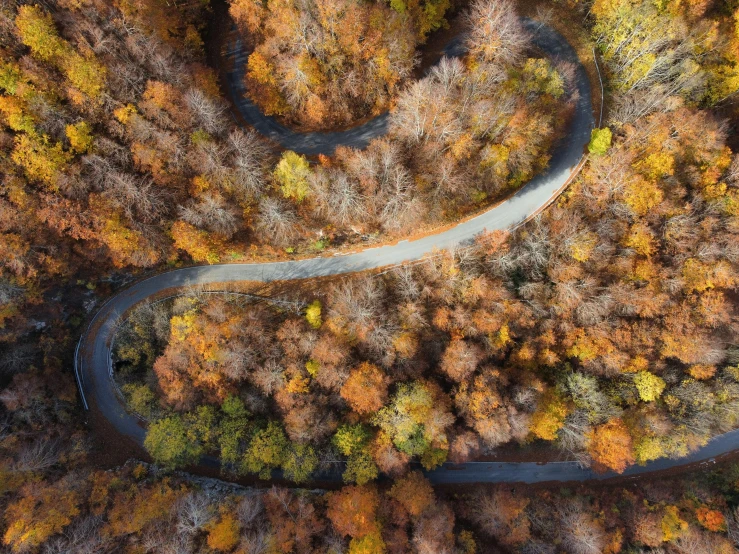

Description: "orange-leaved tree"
586 418 635 473
340 362 389 415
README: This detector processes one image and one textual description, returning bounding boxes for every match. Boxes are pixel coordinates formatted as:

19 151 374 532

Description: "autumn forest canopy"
2 0 739 552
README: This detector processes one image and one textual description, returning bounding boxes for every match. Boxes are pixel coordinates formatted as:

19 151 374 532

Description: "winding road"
75 18 739 485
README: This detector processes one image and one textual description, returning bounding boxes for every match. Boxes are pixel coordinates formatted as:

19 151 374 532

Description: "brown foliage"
388 471 434 518
326 485 380 538
340 362 389 414
586 418 635 474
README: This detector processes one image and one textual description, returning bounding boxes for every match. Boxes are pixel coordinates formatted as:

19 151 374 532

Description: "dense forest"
2 458 739 552
0 0 567 298
121 97 739 479
1 0 739 551
230 0 425 127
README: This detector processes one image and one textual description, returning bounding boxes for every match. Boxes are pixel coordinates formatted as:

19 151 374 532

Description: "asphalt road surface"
77 20 739 485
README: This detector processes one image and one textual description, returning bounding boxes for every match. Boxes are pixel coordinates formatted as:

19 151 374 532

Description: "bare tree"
43 516 111 554
557 410 592 465
391 79 436 144
179 193 240 237
0 280 23 309
195 139 231 185
329 278 384 339
228 129 271 200
185 88 227 135
251 359 285 395
321 531 348 554
237 493 265 528
423 153 470 202
120 25 185 85
725 154 739 188
412 503 456 554
727 506 739 546
565 372 620 424
377 165 423 234
521 540 556 554
558 503 606 554
176 492 214 535
391 265 422 301
276 54 314 108
240 529 272 554
103 171 167 223
254 198 301 247
464 0 529 67
142 520 195 554
220 343 255 382
13 438 60 473
671 526 736 554
310 168 365 226
595 4 710 122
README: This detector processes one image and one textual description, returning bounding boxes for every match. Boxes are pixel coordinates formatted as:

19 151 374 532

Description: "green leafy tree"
305 359 320 377
333 424 372 456
63 52 107 98
15 6 106 99
218 396 250 465
530 389 571 441
333 424 378 484
305 299 322 329
0 62 23 94
0 96 36 133
372 381 451 460
565 372 612 423
12 133 71 188
420 447 448 470
65 121 93 153
521 58 564 98
274 151 311 202
185 405 219 451
121 383 156 419
241 421 288 479
15 5 66 62
661 505 688 541
634 436 668 464
633 371 666 402
144 415 203 469
348 529 386 554
343 452 379 485
222 395 249 419
282 443 319 483
588 127 612 155
373 382 433 455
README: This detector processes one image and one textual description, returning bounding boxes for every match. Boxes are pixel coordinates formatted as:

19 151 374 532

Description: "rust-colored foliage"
326 485 381 538
341 362 390 414
586 418 635 474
